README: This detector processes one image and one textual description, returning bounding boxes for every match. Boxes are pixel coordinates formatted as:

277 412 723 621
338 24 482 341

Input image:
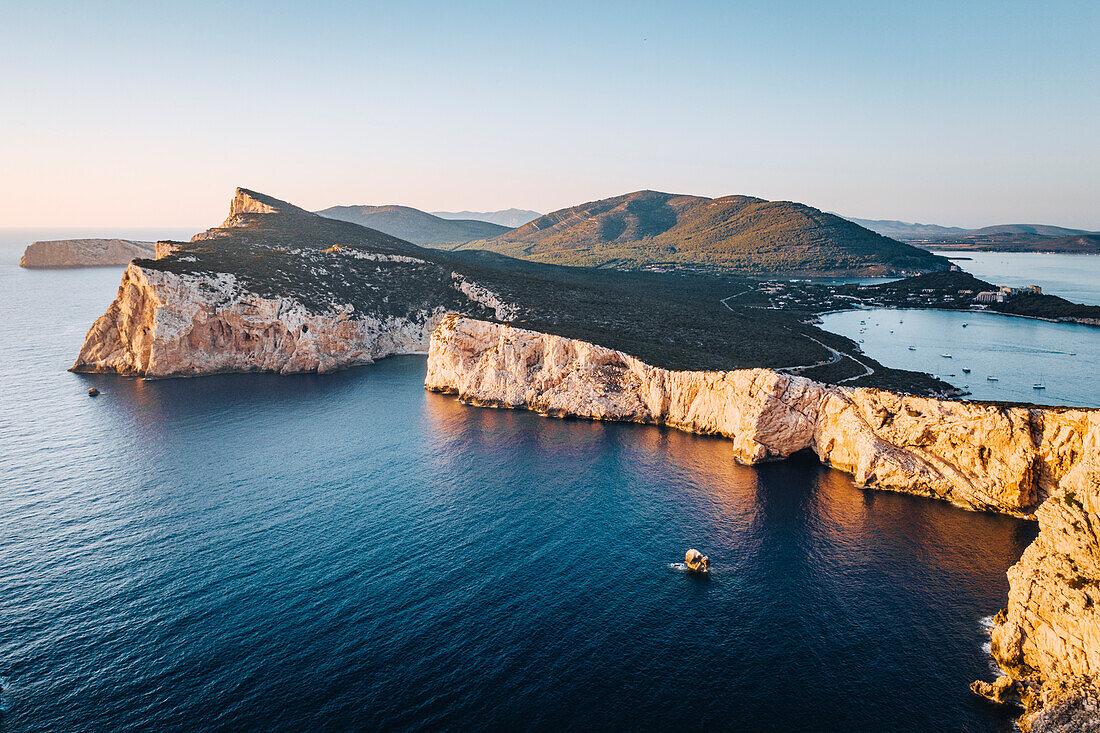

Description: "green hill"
137 188 947 393
456 190 951 276
317 204 510 248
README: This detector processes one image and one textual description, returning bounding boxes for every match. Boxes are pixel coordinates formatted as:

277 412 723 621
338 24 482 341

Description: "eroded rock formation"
72 263 446 376
19 238 155 268
425 315 1100 727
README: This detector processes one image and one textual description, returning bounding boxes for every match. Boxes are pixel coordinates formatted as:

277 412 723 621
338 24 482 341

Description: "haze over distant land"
846 216 1100 252
317 205 509 248
431 209 541 228
458 190 950 276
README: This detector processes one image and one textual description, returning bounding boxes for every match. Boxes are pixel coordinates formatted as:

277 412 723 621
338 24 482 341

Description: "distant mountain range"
844 216 1099 252
431 208 541 228
454 190 950 276
316 205 510 248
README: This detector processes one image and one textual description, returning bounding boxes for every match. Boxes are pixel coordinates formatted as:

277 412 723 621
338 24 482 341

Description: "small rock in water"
88 387 100 397
685 548 709 572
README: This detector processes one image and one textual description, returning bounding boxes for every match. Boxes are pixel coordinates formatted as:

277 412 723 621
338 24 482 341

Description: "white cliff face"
72 263 446 377
451 274 520 321
426 315 1100 729
426 315 1095 516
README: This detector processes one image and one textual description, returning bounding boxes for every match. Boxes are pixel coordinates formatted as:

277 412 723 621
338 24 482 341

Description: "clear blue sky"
1 0 1097 229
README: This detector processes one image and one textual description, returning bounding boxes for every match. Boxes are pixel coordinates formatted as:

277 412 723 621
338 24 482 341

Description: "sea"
819 253 1100 408
3 232 1091 731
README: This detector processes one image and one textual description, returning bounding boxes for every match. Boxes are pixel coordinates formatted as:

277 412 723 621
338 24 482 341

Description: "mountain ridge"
317 204 510 248
432 208 541 228
457 190 951 276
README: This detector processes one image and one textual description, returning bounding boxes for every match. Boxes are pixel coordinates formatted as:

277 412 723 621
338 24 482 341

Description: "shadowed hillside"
457 190 951 276
317 204 509 248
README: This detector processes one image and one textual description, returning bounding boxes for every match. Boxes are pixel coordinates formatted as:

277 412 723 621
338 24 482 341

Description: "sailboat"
1033 373 1046 390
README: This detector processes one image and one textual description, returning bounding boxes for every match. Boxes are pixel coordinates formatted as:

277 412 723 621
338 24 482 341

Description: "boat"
962 322 968 327
962 367 971 374
1033 383 1046 390
987 376 999 381
941 353 952 358
908 346 916 351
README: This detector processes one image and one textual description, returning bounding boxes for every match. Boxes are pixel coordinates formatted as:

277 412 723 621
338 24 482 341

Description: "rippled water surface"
820 308 1100 408
0 234 1034 731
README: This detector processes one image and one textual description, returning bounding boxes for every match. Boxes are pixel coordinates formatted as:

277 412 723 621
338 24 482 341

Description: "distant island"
456 190 952 276
431 208 541 228
845 216 1100 253
316 205 511 248
19 238 155 268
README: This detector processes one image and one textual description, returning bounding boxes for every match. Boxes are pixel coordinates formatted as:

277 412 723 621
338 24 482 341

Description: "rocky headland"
72 188 1100 728
425 315 1100 730
20 238 155 268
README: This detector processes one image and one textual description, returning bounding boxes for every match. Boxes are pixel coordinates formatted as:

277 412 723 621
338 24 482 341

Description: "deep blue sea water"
0 232 1038 731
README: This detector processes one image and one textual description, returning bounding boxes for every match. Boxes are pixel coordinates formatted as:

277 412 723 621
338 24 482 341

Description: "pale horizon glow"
1 1 1097 230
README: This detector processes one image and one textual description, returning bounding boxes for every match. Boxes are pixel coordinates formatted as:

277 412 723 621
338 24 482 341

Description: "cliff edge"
426 314 1100 729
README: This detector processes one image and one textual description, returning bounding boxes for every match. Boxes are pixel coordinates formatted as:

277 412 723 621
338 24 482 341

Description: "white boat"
962 322 968 327
962 367 971 374
1033 383 1046 390
941 353 952 358
987 375 999 381
908 346 916 351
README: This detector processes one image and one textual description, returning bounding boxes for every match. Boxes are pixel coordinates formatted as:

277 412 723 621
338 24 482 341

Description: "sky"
1 0 1097 229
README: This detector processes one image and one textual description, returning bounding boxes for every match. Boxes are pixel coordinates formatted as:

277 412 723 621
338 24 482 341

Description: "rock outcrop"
72 263 447 377
425 315 1100 726
977 429 1100 729
426 316 1095 516
19 239 155 268
685 549 709 572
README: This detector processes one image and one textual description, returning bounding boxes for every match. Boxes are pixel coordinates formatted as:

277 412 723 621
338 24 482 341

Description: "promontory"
72 188 1100 729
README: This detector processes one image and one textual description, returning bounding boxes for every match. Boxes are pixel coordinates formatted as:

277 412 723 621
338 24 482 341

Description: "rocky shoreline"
426 314 1100 731
67 188 1100 729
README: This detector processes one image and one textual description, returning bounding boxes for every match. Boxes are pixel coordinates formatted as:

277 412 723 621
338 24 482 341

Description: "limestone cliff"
426 316 1094 516
72 189 517 377
425 315 1100 726
72 262 448 376
19 238 155 268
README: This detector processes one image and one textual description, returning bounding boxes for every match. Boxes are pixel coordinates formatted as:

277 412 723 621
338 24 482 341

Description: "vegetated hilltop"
432 208 541 228
457 190 951 276
317 204 510 248
846 216 1098 252
20 238 155 268
918 232 1100 253
89 187 946 392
